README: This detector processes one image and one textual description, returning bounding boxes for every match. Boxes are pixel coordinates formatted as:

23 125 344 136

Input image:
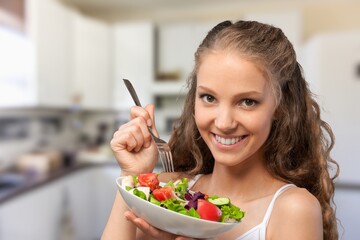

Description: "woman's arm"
102 104 159 239
102 191 137 240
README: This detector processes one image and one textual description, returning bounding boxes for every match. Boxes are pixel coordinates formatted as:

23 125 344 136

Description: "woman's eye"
241 99 257 108
200 94 215 103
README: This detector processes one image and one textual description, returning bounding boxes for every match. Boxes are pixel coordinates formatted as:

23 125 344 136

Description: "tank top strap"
187 174 204 189
262 184 296 226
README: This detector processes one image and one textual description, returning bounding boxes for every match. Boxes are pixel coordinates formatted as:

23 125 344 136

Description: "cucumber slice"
208 197 230 206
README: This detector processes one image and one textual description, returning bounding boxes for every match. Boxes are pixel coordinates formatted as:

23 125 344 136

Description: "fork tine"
165 150 174 172
158 151 167 172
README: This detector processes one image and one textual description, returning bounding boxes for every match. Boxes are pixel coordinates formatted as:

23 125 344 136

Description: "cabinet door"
73 14 112 110
0 181 64 240
26 0 73 107
156 21 215 84
112 22 154 110
91 165 120 238
0 28 33 107
63 168 95 240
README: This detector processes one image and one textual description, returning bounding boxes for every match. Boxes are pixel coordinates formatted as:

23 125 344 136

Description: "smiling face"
194 51 277 167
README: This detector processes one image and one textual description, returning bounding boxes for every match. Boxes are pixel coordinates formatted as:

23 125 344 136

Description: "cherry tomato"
197 199 222 222
137 173 160 191
152 186 173 201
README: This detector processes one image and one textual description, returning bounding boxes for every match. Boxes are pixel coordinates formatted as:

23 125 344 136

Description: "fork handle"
123 79 142 107
123 78 158 139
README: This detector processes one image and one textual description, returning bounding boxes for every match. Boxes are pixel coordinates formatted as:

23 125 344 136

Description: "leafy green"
164 178 188 199
132 175 138 185
220 203 245 223
161 198 200 218
132 188 147 200
149 195 161 206
174 178 188 198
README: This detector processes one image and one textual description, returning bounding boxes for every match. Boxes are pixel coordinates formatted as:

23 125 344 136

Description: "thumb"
145 104 159 136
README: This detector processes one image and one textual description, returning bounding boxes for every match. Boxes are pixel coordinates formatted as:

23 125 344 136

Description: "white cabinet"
0 181 64 240
72 14 112 110
25 0 74 107
155 22 215 87
63 168 96 240
92 165 120 238
152 22 216 137
63 165 119 239
0 28 33 107
112 22 154 110
1 0 113 109
0 164 120 240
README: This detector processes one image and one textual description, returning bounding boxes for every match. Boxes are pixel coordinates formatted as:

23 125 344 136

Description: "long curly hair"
168 20 339 239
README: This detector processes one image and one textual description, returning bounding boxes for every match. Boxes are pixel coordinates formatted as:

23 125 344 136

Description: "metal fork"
123 79 175 172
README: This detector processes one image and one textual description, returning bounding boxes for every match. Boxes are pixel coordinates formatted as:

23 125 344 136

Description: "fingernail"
147 119 152 127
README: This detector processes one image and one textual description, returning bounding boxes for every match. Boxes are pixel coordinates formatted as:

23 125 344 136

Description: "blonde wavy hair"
169 20 339 240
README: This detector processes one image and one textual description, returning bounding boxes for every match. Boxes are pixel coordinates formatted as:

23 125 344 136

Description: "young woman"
102 20 339 240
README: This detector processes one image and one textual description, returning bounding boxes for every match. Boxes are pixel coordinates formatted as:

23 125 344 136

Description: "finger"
131 117 152 150
125 211 174 239
130 106 153 127
119 119 151 152
112 126 143 152
145 104 159 137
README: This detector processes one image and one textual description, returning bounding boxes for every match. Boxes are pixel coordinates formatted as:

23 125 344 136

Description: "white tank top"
187 174 296 240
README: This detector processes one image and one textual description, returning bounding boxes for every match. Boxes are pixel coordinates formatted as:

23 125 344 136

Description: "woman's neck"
203 158 281 203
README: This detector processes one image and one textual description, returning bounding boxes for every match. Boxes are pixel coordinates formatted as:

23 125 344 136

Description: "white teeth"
215 135 242 145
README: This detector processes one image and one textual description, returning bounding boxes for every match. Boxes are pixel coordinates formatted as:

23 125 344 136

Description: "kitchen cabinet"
0 27 33 107
72 14 112 110
155 22 215 88
1 0 113 109
112 22 154 110
153 22 216 138
25 0 74 108
0 164 120 240
63 167 96 240
91 164 120 238
0 181 64 240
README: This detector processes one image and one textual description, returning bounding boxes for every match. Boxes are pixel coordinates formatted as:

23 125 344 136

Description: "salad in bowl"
116 173 245 238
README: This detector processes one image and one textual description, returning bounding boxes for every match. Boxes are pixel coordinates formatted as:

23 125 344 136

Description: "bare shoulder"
268 186 323 239
276 186 321 214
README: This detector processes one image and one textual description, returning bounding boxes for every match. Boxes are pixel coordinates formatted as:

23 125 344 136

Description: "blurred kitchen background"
0 0 359 239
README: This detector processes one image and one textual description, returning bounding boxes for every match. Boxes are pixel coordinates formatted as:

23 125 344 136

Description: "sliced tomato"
197 199 222 222
137 173 160 191
152 186 173 201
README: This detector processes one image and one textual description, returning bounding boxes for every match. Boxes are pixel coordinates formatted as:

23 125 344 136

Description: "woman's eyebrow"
197 85 263 96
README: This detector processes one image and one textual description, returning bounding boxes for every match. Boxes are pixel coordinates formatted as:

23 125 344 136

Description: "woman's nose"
214 107 237 131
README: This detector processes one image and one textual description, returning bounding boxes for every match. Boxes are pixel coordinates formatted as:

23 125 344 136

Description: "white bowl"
116 176 241 239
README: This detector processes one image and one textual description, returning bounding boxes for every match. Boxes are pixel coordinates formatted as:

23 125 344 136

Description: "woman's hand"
124 211 200 240
110 104 158 175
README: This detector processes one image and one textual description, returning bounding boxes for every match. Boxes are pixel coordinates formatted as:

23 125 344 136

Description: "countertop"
0 161 118 205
